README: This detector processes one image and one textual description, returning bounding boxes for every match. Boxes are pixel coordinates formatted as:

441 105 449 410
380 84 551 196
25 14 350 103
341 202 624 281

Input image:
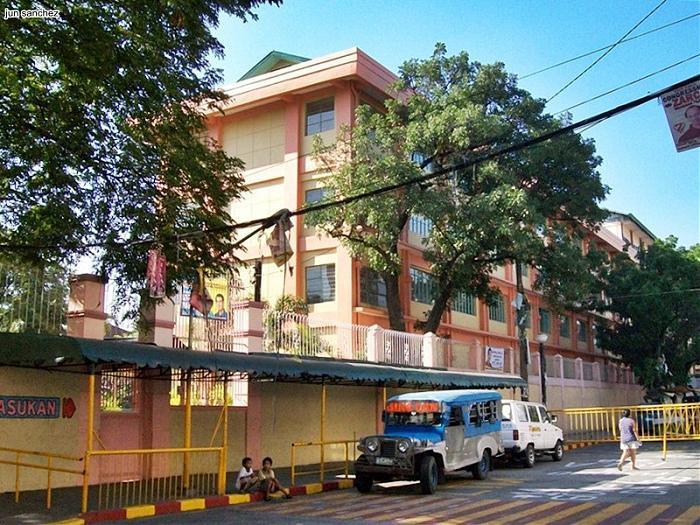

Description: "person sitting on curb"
235 457 260 492
257 456 292 501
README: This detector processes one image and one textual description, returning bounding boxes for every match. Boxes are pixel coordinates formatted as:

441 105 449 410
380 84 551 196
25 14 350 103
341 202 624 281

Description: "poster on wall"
485 347 505 371
180 276 229 320
0 396 75 419
660 79 700 153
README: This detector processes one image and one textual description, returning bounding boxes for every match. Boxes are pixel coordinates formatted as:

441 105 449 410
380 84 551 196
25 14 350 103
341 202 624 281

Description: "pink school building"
204 48 650 407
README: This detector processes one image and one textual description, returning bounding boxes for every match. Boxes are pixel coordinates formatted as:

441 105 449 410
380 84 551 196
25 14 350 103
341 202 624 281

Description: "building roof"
238 50 310 81
604 210 657 241
0 333 525 390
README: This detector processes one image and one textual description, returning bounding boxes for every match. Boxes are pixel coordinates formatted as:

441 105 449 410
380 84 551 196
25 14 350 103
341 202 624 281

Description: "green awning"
0 333 525 390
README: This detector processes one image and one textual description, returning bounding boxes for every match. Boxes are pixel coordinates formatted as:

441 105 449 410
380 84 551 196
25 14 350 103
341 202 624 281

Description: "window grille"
169 370 248 407
305 98 334 135
410 267 435 304
488 294 506 322
559 315 571 338
360 267 387 308
409 215 433 238
452 290 476 316
305 264 336 304
577 319 588 342
539 308 551 333
101 368 138 412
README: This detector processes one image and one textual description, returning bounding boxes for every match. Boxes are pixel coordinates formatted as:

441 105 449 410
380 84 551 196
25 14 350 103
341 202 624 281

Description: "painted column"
67 274 107 339
138 298 175 347
422 332 437 368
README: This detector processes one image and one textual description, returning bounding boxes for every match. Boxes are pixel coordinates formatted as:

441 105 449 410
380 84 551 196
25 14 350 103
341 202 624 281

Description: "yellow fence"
83 446 225 512
290 438 357 487
553 402 700 459
0 446 83 509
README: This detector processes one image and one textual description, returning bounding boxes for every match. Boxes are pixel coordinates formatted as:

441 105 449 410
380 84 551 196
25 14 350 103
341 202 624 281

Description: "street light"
536 333 549 405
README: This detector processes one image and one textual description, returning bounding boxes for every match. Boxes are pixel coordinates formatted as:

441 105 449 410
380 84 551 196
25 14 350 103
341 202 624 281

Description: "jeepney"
355 390 503 494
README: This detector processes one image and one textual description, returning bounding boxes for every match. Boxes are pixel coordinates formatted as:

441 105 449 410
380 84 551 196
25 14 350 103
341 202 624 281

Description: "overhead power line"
521 11 700 79
554 52 700 116
1 73 698 254
547 0 669 103
607 288 700 299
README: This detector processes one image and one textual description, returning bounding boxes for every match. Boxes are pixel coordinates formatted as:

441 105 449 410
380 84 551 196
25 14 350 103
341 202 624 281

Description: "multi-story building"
203 48 648 406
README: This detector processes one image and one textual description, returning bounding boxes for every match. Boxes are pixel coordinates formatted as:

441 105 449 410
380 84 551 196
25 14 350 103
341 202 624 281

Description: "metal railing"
84 446 225 511
290 437 358 487
0 263 68 335
553 402 700 459
0 447 83 509
173 301 250 352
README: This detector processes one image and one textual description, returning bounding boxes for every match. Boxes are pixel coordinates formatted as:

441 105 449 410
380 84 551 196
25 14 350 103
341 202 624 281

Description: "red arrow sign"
62 397 76 419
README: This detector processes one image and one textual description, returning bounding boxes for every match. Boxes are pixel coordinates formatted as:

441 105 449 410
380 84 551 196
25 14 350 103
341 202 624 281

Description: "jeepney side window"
469 404 479 425
486 400 497 422
448 405 464 426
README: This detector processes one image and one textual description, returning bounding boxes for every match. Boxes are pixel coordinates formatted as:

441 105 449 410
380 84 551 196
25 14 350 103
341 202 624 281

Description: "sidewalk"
0 463 352 524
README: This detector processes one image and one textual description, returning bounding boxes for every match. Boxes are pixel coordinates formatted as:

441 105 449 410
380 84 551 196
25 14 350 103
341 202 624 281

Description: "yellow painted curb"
228 494 251 505
48 520 85 525
305 483 323 494
179 498 206 511
338 479 354 489
125 504 156 519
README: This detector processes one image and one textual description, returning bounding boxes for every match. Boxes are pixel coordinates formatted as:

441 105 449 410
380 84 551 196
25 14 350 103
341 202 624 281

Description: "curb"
563 441 602 451
49 479 354 524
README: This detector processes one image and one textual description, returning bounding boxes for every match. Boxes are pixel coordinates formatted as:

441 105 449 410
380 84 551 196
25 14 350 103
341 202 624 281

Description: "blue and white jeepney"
355 390 503 494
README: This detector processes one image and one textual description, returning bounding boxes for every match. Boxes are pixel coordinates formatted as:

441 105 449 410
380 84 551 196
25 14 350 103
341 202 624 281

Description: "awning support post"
218 373 229 495
320 383 326 483
183 370 192 490
81 366 96 513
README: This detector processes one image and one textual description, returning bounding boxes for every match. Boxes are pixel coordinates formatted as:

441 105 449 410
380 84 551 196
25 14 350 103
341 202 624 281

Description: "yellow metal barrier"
290 437 357 487
82 446 225 512
553 402 700 459
0 446 83 509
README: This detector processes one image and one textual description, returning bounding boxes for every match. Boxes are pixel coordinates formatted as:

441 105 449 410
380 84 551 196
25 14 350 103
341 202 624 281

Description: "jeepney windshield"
385 400 443 427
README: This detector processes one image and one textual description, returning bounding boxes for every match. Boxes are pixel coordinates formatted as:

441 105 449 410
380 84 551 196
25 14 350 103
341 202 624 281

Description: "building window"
453 290 476 316
409 215 433 238
305 264 336 304
360 267 386 308
577 319 588 342
305 97 334 135
305 188 327 204
539 308 551 334
488 293 506 323
410 267 435 304
560 315 571 338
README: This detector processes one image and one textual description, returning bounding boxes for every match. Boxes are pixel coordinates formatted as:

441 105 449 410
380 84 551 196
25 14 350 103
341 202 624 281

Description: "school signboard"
0 396 75 419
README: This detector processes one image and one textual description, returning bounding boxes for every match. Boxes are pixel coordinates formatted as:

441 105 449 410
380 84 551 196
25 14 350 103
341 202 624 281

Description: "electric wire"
553 53 700 116
547 0 669 103
521 11 700 79
1 73 698 254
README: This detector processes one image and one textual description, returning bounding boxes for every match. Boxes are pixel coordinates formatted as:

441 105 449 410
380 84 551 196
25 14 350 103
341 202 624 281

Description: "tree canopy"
596 238 700 392
0 0 280 314
307 43 608 332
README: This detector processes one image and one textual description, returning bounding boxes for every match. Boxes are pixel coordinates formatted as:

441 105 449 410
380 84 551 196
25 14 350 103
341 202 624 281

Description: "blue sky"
211 0 700 247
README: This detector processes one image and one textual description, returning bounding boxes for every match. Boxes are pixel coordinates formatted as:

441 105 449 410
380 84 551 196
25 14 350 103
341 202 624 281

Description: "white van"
500 400 563 467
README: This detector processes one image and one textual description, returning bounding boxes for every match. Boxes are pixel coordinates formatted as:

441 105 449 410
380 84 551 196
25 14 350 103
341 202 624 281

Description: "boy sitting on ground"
235 457 259 492
258 456 292 501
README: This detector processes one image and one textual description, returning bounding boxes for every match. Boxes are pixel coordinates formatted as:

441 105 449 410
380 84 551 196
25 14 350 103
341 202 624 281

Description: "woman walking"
618 409 641 471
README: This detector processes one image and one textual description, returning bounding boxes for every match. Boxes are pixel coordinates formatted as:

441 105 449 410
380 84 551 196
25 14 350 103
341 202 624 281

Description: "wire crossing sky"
212 0 700 248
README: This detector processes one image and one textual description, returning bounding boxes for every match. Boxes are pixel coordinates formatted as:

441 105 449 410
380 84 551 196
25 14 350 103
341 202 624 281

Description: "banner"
146 249 167 299
180 275 228 320
659 80 700 153
485 346 505 371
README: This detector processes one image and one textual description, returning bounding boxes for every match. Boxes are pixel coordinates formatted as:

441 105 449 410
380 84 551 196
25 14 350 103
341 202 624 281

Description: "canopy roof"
0 333 525 390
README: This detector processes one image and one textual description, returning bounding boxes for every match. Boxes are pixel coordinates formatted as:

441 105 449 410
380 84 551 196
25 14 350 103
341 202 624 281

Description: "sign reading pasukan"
0 396 63 419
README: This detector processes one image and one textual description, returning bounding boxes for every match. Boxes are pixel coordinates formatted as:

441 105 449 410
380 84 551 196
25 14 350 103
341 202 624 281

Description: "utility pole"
514 260 530 401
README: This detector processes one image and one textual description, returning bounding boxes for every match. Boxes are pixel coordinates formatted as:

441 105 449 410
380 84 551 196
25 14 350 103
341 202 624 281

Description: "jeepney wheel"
471 450 490 480
523 444 536 468
551 440 564 462
355 473 373 493
419 455 438 494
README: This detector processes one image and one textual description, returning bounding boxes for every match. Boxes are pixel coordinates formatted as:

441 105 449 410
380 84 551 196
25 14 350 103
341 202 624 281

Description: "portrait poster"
659 79 700 153
180 276 228 320
485 346 505 371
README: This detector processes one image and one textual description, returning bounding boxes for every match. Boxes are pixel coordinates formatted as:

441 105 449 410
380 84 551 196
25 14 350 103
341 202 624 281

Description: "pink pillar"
139 298 175 347
67 274 107 339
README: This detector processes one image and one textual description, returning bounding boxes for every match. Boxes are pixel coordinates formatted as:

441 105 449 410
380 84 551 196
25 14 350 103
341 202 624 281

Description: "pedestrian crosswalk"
248 491 700 524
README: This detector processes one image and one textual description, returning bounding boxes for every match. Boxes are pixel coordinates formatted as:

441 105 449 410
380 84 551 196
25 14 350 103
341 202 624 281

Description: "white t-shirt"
235 466 255 490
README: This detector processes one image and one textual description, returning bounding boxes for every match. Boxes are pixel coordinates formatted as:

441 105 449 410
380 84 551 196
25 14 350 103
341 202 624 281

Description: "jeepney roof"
388 389 501 406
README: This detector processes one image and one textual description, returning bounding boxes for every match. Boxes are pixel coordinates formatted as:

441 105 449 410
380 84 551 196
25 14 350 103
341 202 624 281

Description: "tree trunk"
383 271 405 332
422 277 453 334
515 260 530 401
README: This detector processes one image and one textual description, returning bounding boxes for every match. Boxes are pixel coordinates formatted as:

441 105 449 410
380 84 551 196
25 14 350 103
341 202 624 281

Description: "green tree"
596 238 700 392
307 43 607 333
0 0 280 315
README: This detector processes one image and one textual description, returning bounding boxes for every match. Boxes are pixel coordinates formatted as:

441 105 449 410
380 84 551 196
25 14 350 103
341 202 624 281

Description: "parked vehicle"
500 400 564 467
354 390 503 495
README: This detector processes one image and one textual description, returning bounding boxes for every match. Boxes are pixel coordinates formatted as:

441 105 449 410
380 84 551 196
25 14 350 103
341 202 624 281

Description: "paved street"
128 442 699 524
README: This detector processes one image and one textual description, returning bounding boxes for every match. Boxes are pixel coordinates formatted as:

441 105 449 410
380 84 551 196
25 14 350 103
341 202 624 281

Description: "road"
124 442 699 524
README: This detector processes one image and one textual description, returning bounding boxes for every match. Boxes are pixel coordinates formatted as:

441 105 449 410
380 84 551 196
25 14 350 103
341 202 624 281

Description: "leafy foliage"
0 0 280 318
595 238 700 391
307 43 608 332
